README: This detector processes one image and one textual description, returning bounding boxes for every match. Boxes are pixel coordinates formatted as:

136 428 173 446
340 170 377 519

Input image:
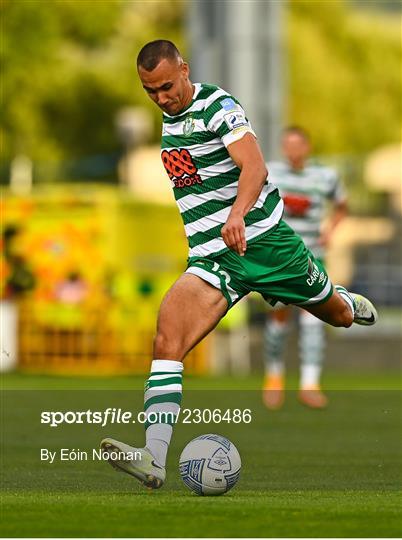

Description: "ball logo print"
208 448 231 472
179 434 241 496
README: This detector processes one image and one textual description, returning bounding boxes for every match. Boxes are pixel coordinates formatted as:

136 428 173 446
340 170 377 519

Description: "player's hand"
318 230 331 247
221 213 247 256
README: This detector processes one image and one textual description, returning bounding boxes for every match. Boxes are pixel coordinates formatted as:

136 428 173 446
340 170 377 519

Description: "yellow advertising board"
1 185 208 374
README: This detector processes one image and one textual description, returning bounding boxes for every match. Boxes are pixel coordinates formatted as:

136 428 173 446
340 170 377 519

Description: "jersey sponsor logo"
224 111 248 130
183 114 195 136
161 148 202 189
306 258 324 287
283 193 311 217
221 97 237 111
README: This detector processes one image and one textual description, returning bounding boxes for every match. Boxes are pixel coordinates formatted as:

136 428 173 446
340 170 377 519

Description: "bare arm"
319 200 348 247
221 133 268 255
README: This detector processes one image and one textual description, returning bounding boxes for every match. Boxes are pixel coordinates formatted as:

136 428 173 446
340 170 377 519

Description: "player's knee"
342 307 354 328
153 331 186 360
333 305 353 328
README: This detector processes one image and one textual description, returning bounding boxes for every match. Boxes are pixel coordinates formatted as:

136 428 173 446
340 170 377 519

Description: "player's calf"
306 290 353 327
306 286 378 328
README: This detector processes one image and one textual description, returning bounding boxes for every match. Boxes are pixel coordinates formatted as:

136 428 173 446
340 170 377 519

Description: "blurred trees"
1 0 400 173
1 0 185 166
287 0 401 154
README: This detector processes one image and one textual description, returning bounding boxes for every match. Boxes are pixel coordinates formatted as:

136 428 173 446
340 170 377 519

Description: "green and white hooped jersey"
267 161 346 258
161 83 283 258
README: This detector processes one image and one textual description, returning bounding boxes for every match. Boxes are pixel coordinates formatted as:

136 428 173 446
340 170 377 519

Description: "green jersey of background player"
101 40 378 490
263 127 348 410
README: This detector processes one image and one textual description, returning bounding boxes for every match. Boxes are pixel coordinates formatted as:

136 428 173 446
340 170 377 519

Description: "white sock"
144 359 183 467
300 364 322 389
264 319 289 378
335 285 355 317
299 310 325 389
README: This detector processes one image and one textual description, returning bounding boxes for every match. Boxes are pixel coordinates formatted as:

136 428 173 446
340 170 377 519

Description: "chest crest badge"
183 115 195 137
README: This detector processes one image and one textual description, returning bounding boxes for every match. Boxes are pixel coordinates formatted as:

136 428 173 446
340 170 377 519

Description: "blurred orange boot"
263 374 284 410
298 386 328 409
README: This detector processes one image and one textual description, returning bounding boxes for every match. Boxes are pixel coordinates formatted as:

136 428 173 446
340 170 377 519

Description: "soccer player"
263 127 347 410
101 40 377 489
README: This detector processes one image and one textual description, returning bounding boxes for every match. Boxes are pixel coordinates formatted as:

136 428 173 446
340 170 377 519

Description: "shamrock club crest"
183 114 195 136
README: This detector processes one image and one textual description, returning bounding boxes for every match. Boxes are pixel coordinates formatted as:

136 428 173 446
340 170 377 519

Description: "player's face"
138 58 192 116
282 133 310 167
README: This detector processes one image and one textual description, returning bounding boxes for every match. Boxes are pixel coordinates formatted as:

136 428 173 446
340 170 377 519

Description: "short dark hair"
282 125 310 141
137 40 181 71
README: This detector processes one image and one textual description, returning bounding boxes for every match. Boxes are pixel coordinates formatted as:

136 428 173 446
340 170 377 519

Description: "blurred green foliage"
288 0 401 154
1 0 400 168
1 0 185 163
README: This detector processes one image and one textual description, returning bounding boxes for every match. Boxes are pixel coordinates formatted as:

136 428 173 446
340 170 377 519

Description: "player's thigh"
154 273 228 359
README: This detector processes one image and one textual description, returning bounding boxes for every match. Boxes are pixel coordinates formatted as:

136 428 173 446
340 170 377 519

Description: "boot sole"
101 439 164 489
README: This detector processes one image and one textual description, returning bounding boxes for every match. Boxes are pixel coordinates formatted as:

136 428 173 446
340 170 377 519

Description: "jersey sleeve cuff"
222 126 257 148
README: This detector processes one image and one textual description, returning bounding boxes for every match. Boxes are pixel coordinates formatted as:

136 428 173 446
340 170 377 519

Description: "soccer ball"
179 434 241 496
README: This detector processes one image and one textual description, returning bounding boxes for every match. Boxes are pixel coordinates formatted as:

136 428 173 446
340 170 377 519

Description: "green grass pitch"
1 371 401 537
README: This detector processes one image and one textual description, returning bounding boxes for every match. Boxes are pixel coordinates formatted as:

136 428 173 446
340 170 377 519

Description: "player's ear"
181 61 190 79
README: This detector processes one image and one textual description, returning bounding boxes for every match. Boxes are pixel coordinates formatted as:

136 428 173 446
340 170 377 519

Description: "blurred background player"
263 126 348 409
